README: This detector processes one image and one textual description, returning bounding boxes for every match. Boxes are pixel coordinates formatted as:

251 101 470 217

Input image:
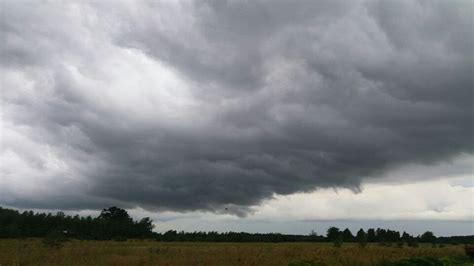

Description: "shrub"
113 236 127 241
383 256 472 266
389 257 443 266
333 236 343 247
148 247 161 254
42 230 68 249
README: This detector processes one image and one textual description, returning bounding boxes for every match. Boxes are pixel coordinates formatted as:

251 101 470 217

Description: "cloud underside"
0 0 472 216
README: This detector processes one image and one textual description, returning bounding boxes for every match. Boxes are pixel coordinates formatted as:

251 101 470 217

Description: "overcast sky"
0 0 472 236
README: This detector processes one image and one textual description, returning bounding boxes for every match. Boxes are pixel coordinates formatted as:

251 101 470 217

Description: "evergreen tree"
342 228 354 242
326 227 341 241
367 228 376 242
356 228 367 247
420 231 436 243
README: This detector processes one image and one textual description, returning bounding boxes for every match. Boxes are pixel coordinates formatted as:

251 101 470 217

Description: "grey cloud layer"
0 0 472 215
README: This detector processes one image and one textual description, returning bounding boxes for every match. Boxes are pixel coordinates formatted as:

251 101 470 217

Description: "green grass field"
0 239 470 266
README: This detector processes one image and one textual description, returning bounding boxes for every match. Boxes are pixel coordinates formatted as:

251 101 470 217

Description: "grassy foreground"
0 239 470 266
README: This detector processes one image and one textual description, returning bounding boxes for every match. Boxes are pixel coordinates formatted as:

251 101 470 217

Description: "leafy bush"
333 236 343 247
382 256 472 266
42 230 68 248
388 257 443 266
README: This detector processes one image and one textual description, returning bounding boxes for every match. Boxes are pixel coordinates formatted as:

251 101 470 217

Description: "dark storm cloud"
0 0 472 215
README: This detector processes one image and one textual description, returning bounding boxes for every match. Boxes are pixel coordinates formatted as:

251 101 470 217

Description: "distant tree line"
1 206 473 244
154 227 473 244
0 206 154 240
154 230 324 242
325 226 440 246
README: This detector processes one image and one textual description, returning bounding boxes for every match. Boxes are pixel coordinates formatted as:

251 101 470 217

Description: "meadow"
0 239 470 266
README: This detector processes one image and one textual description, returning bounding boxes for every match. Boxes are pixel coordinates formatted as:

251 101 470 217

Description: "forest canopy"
0 206 472 243
0 206 154 240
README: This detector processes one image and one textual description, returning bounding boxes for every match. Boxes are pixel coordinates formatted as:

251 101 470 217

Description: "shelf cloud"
1 0 472 216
